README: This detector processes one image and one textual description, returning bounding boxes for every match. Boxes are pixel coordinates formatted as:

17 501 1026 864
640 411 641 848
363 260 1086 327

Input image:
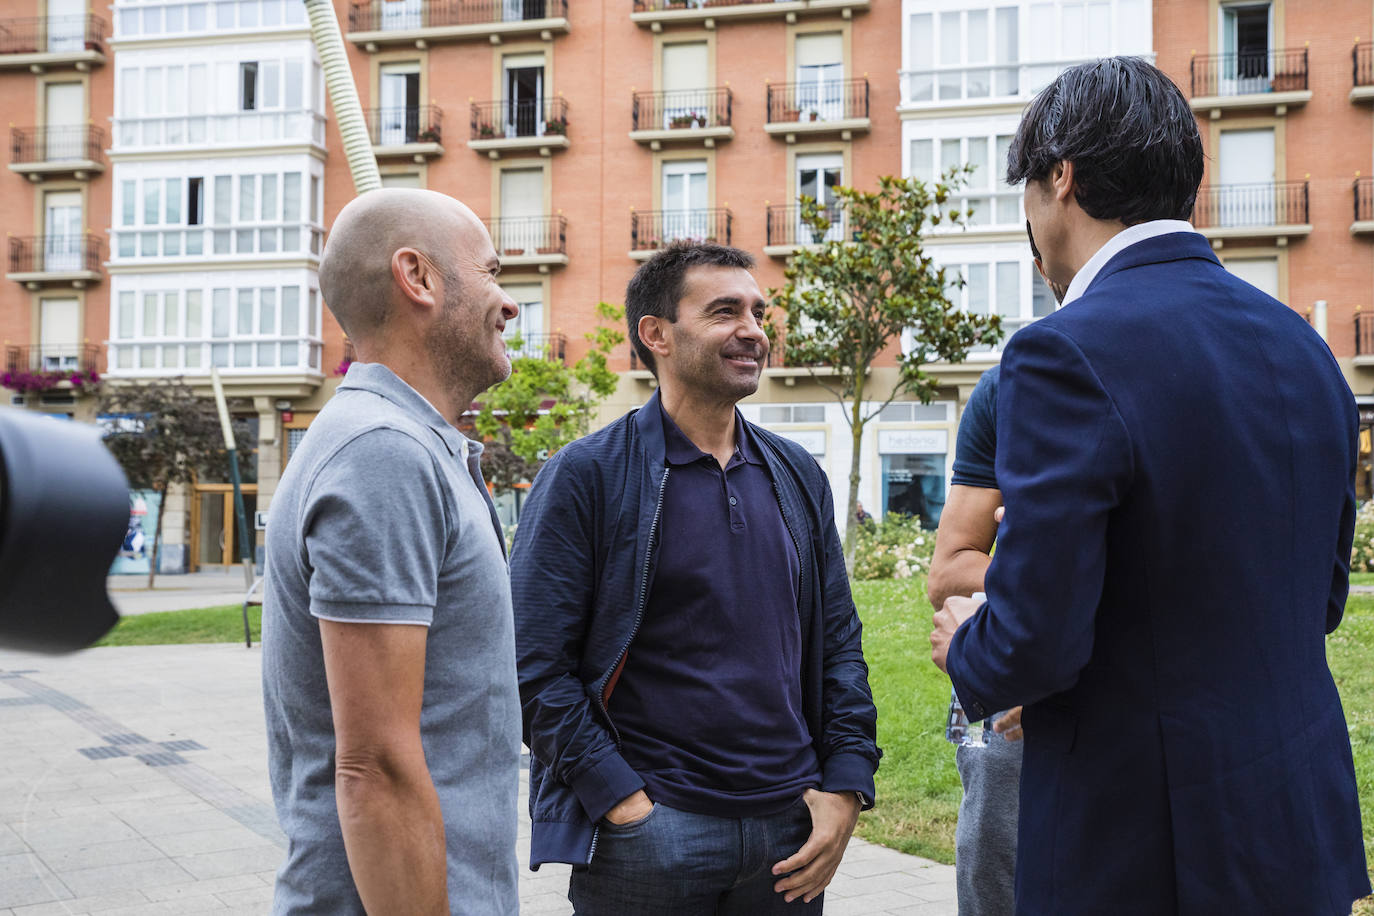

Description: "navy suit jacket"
946 232 1370 915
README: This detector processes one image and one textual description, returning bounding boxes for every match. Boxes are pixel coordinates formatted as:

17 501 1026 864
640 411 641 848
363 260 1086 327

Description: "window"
795 32 844 120
240 62 258 111
502 54 545 138
39 299 80 370
188 177 204 225
937 257 1040 345
661 159 708 241
380 62 423 144
908 132 1019 227
1222 2 1271 90
501 282 544 356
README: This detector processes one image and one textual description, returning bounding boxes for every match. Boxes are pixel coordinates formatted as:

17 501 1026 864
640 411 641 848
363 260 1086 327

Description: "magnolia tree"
473 302 625 494
99 377 253 587
771 172 1004 567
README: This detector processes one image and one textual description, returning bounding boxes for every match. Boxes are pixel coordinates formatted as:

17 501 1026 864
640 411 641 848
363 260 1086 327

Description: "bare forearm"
927 550 992 609
336 759 449 915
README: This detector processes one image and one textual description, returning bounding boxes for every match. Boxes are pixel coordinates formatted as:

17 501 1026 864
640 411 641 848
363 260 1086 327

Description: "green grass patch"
1350 573 1374 587
95 604 260 647
1328 596 1374 893
852 578 962 862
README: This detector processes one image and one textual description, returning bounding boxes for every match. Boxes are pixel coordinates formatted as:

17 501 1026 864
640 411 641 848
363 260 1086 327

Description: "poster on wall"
109 490 161 576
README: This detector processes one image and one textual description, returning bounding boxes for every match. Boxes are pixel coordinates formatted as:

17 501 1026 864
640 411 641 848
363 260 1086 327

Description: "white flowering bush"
1351 501 1374 573
853 512 937 580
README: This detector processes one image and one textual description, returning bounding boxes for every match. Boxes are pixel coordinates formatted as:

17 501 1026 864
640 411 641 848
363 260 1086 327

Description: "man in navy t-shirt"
926 223 1064 915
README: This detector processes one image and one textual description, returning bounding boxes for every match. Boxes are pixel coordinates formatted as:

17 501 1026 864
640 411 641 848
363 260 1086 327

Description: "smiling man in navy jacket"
511 242 879 914
930 57 1369 915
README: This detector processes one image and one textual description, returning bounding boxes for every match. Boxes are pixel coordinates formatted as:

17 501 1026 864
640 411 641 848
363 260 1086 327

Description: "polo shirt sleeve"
950 368 998 490
302 428 447 626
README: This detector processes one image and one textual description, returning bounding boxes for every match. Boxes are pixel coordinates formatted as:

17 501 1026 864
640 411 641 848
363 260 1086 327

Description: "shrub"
1352 500 1374 573
853 511 936 581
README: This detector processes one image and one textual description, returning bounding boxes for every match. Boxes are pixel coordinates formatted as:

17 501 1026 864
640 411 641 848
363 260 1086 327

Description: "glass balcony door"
47 0 85 52
39 298 81 370
797 154 842 244
504 57 545 138
1218 128 1275 227
381 0 422 31
43 192 83 272
44 82 84 161
379 65 420 144
662 160 708 241
795 32 843 120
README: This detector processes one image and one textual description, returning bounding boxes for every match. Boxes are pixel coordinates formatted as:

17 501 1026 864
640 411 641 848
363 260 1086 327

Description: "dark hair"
624 241 755 376
1026 220 1041 261
1006 56 1204 224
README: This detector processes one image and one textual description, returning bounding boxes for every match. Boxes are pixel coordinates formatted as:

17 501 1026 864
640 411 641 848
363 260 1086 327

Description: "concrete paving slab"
0 644 957 916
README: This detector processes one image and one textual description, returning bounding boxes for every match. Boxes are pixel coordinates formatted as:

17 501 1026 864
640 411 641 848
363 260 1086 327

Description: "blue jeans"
569 797 824 915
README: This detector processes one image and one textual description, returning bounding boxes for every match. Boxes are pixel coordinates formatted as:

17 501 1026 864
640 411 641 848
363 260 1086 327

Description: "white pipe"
1315 299 1328 342
303 0 381 195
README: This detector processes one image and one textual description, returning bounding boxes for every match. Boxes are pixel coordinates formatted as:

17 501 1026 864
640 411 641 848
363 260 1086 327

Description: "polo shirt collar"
657 399 762 468
337 361 480 461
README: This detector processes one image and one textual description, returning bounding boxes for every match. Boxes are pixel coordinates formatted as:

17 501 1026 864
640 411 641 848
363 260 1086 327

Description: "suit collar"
1075 231 1220 302
1062 220 1213 306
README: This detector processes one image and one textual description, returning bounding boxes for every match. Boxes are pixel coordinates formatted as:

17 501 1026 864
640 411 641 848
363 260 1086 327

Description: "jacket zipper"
773 479 806 607
586 465 670 865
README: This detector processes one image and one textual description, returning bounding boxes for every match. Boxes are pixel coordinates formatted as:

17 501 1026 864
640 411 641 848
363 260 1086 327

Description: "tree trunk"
146 484 165 590
842 373 868 574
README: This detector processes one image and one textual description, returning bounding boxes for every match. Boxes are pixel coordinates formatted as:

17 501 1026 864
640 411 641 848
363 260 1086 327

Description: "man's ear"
1051 160 1075 204
638 314 671 362
391 247 440 312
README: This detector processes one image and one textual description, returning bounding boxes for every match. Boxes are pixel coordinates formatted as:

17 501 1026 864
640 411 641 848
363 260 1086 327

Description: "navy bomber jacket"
510 390 881 869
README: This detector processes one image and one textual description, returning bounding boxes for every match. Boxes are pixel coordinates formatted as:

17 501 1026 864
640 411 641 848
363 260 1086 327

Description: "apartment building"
287 0 907 529
896 0 1154 524
103 0 329 570
0 0 112 420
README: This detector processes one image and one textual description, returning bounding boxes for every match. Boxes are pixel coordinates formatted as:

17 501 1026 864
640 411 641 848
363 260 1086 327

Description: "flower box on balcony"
503 247 525 256
418 127 441 143
544 119 568 136
536 246 562 255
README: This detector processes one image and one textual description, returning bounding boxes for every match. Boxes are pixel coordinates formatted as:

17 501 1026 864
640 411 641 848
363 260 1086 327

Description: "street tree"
472 302 625 495
771 171 1004 567
98 377 252 587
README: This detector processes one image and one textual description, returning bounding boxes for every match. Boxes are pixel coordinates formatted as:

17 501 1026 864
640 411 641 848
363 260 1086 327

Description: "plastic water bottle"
944 592 990 748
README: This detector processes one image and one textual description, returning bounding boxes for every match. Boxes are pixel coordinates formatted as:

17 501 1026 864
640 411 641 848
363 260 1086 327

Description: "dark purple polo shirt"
607 404 821 817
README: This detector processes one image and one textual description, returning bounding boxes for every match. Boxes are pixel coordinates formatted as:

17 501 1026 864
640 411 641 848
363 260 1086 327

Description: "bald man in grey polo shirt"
262 189 522 915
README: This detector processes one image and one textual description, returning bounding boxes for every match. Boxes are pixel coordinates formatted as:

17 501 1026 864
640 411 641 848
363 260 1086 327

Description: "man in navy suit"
930 57 1369 915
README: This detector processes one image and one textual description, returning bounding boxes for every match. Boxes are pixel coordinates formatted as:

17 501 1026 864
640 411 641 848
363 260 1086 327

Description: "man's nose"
502 297 520 320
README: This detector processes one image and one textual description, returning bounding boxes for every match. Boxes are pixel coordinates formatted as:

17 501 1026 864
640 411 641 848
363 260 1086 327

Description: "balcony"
1357 313 1374 365
1188 49 1311 118
485 215 567 271
366 105 443 161
5 343 100 375
7 235 103 289
112 109 327 156
506 332 567 364
0 15 107 71
1190 182 1311 247
630 88 733 149
764 78 869 142
347 0 569 50
630 0 868 32
110 222 324 266
107 337 324 387
10 125 106 181
764 204 846 257
469 98 568 158
1354 178 1374 236
113 0 308 42
1354 43 1374 103
630 208 732 259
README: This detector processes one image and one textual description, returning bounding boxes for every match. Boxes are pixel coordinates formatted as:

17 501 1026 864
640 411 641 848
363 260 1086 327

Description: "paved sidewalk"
107 570 258 617
0 644 956 915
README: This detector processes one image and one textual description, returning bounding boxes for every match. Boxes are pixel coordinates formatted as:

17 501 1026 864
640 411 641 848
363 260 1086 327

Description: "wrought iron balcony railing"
1357 177 1374 223
633 0 778 10
631 208 732 250
1357 42 1374 89
1189 48 1308 97
506 332 567 364
1358 312 1374 357
766 77 868 123
8 235 103 275
485 215 567 257
1190 182 1309 230
348 0 567 32
11 125 106 165
766 204 846 247
471 97 568 141
632 87 732 130
0 15 107 54
5 343 100 374
364 105 443 145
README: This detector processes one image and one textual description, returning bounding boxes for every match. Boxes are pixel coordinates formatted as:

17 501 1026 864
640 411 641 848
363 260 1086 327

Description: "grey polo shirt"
262 362 520 916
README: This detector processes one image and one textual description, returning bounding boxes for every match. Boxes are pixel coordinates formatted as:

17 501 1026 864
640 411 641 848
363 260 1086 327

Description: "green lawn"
1351 573 1374 587
95 604 259 647
98 583 1374 893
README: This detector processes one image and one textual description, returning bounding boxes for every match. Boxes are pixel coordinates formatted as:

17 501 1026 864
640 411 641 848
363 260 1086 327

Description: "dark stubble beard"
425 271 510 405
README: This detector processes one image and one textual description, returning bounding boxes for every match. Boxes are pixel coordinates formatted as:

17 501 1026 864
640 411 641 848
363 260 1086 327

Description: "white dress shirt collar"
1060 219 1201 307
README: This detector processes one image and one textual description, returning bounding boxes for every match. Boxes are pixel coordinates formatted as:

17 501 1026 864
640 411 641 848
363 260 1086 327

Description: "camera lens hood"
0 408 125 653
